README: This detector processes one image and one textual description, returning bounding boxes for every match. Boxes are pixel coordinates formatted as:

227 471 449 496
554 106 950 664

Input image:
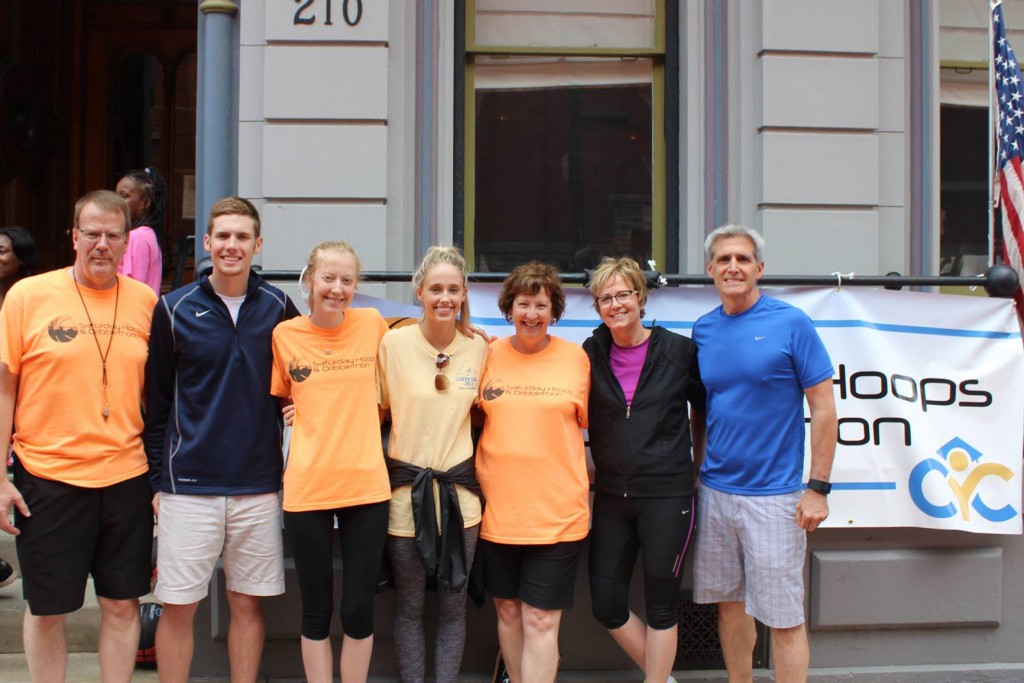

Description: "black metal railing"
173 230 1020 298
252 266 1021 298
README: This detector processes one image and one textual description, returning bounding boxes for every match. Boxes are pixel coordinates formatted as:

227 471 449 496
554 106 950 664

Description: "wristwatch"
807 478 832 495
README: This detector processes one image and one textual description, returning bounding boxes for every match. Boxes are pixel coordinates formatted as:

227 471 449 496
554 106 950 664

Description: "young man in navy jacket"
144 197 300 683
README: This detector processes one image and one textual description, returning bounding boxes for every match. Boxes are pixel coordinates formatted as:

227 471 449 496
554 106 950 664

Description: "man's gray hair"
704 224 765 263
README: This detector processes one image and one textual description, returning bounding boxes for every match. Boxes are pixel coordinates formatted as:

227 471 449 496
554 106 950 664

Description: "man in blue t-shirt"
691 224 837 683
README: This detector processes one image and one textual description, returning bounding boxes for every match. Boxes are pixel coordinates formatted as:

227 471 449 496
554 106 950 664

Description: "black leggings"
588 493 695 630
284 501 389 640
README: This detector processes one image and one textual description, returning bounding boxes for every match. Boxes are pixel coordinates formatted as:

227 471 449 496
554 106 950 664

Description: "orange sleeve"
0 286 25 376
270 325 292 398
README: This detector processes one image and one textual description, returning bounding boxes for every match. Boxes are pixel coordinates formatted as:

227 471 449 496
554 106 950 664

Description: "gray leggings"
387 524 480 683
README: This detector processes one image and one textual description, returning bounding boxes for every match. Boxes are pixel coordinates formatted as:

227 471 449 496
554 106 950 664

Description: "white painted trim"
683 0 707 273
437 1 457 246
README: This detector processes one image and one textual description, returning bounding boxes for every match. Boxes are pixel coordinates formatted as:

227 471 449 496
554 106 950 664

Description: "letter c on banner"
964 464 1018 522
908 459 956 518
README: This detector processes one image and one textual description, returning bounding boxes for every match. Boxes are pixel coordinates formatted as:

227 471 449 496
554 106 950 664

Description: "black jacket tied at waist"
385 455 481 592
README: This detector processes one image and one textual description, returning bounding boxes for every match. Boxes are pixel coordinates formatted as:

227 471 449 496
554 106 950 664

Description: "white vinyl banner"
358 282 1015 532
362 284 1024 534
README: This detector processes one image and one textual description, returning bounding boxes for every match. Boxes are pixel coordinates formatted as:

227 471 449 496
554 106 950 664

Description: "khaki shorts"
155 492 285 604
692 486 806 629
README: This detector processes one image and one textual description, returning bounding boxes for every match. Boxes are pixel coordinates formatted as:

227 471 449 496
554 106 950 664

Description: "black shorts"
481 539 584 611
13 459 154 616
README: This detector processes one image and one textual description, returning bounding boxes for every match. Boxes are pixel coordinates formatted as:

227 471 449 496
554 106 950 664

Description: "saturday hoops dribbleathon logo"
908 437 1018 523
47 318 146 344
47 317 79 342
288 357 313 382
482 380 505 401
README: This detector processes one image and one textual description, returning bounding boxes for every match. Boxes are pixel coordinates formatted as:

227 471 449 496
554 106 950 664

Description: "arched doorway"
0 0 197 278
78 1 197 287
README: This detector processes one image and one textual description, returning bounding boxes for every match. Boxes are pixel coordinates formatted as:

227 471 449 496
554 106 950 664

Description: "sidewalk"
0 653 160 683
0 573 162 682
0 534 161 682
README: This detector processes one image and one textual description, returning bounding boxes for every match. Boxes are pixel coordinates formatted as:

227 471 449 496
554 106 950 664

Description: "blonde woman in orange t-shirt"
476 261 590 683
271 241 389 683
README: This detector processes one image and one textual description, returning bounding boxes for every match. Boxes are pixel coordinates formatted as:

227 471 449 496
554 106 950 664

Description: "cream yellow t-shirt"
476 335 590 545
0 270 156 487
378 324 488 537
271 309 391 512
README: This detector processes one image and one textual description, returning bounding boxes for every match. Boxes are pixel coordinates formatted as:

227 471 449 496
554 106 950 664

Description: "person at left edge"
144 196 300 683
0 190 157 683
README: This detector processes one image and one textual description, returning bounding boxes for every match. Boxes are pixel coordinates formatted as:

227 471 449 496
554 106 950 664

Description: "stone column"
196 1 239 257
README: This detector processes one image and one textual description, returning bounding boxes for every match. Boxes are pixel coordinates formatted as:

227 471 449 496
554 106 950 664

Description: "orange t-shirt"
271 309 391 512
0 270 156 487
476 335 590 544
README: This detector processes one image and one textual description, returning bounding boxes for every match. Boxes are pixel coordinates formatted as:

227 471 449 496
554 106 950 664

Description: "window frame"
454 0 677 271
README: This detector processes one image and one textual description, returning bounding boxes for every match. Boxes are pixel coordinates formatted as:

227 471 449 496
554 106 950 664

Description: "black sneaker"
0 558 16 588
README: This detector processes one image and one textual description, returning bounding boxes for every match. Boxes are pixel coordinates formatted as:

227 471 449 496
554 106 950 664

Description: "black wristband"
807 478 832 495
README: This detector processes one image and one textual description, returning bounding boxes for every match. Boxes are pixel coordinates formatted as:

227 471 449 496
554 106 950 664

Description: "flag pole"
991 0 998 267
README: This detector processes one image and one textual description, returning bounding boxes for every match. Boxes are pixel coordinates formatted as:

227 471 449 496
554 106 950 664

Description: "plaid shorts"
692 486 807 628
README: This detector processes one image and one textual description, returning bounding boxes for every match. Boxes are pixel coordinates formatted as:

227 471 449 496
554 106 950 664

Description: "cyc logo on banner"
908 437 1017 523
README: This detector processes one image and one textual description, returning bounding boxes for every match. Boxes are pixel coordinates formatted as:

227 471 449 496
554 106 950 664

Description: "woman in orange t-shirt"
476 261 590 683
271 241 389 683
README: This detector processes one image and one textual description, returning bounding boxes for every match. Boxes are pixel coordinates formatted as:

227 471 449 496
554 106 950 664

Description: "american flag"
993 0 1024 315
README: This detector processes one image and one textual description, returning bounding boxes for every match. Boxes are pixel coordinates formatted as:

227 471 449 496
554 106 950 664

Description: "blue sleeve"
790 311 834 389
143 298 175 493
284 295 301 321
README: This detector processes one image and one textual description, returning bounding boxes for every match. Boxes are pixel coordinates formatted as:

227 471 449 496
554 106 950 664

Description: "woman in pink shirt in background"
115 166 166 294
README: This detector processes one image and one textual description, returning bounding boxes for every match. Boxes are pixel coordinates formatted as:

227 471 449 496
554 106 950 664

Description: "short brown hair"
74 190 129 233
208 196 261 237
497 261 566 322
588 256 648 315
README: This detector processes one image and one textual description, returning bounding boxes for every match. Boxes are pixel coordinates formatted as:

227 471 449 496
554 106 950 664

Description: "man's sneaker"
0 558 17 588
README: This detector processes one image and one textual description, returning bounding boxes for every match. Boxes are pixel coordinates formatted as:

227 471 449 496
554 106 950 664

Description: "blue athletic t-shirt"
692 295 834 495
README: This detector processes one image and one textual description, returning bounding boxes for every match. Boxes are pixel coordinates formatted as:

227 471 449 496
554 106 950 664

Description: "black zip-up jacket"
144 271 300 495
583 324 706 498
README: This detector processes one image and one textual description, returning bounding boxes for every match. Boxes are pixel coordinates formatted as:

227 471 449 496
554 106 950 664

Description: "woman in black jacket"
582 257 706 683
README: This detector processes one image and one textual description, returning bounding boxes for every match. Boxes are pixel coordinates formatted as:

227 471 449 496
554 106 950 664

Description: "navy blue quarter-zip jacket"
583 324 707 498
144 272 301 494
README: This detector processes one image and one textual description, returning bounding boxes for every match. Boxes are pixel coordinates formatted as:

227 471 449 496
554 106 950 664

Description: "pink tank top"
610 336 650 405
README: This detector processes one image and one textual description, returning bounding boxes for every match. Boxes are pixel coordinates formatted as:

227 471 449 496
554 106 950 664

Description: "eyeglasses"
595 290 638 308
435 353 451 391
75 229 126 245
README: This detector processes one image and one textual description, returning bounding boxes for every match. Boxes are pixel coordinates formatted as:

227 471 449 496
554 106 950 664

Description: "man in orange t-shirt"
0 190 157 683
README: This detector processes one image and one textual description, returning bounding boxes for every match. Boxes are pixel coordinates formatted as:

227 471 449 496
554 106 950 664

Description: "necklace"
72 270 119 420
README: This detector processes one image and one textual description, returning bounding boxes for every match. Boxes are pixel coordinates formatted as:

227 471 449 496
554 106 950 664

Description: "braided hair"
121 167 168 238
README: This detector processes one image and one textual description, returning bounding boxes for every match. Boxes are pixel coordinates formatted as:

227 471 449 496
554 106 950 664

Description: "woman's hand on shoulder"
468 324 495 344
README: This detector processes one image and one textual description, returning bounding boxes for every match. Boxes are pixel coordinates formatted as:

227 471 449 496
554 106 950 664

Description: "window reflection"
474 57 653 272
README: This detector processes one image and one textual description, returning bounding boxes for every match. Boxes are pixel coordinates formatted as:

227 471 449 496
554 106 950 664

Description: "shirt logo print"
195 309 212 318
288 357 312 382
47 317 79 343
754 336 766 341
482 380 505 401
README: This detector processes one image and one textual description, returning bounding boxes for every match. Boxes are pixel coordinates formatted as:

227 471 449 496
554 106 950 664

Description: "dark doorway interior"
0 0 197 277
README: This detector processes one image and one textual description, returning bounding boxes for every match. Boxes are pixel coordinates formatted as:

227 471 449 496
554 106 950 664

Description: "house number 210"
293 0 363 27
